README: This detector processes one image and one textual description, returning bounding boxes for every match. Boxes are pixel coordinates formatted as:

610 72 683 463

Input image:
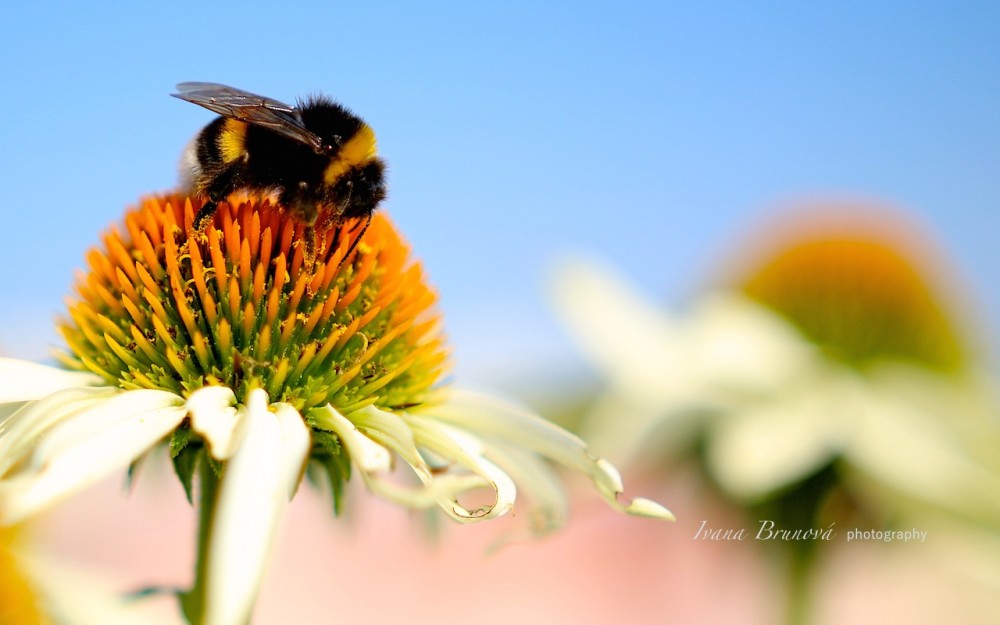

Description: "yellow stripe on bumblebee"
323 124 378 185
219 119 248 164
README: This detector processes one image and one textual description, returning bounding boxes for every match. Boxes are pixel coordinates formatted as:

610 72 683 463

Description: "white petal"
347 404 429 476
271 402 312 498
845 387 1000 521
421 389 589 470
422 389 674 520
187 386 245 460
685 294 818 395
0 358 103 403
548 257 684 395
0 400 188 524
312 404 392 473
0 402 22 429
204 389 310 625
365 472 493 511
481 443 569 536
27 390 182 471
627 497 678 517
405 415 518 522
705 383 848 501
0 386 119 476
318 404 507 520
592 458 674 519
579 387 699 465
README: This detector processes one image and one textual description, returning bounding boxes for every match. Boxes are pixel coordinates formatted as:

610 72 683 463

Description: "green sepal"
204 453 223 478
172 443 203 505
309 430 352 516
312 429 342 455
170 425 194 458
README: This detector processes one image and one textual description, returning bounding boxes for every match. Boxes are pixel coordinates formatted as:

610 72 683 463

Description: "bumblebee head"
297 97 387 219
330 159 388 219
314 113 386 219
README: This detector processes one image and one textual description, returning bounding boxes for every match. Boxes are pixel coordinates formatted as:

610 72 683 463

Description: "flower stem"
181 452 220 625
783 546 816 625
747 465 836 625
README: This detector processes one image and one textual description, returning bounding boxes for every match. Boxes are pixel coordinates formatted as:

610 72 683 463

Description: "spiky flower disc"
58 194 447 414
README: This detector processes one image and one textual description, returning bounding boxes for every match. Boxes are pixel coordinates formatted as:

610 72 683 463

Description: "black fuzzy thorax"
242 126 323 188
297 96 366 150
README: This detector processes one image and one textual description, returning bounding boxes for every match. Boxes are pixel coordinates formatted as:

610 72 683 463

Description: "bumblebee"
172 82 387 229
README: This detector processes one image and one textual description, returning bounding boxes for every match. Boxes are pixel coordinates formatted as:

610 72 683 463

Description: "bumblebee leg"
303 226 317 275
192 200 219 231
193 164 243 231
313 210 339 258
338 214 373 268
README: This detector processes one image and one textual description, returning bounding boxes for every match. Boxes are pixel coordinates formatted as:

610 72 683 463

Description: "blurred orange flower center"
740 234 966 371
0 526 44 625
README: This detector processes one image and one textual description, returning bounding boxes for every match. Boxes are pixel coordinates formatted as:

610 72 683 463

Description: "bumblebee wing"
172 82 325 152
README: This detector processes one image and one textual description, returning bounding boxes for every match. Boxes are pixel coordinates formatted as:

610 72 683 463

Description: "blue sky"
1 2 998 387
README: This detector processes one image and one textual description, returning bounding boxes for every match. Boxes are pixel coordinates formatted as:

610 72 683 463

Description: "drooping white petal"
422 389 674 520
0 401 188 524
317 404 504 520
347 404 430 477
580 387 699 466
271 402 312 498
0 358 103 404
365 472 493 511
203 389 310 625
0 386 119 476
421 389 586 470
312 404 392 473
186 386 245 460
405 415 518 522
590 458 674 519
480 443 569 536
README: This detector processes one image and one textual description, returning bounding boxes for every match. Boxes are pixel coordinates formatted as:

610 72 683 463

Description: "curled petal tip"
624 497 675 521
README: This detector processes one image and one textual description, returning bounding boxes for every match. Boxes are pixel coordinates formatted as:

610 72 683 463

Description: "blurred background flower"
551 203 1000 624
1 481 181 624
